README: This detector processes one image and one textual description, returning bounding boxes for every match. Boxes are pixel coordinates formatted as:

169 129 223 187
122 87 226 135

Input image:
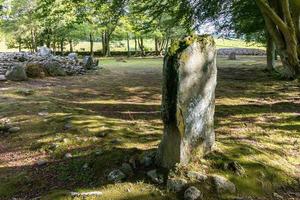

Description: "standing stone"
0 75 7 81
156 35 217 169
5 64 28 81
228 52 237 60
68 53 78 61
82 56 93 70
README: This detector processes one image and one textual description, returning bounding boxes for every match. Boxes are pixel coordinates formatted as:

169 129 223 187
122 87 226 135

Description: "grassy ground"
0 38 264 52
0 56 299 200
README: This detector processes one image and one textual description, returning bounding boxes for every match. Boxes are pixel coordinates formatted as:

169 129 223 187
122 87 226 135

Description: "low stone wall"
218 48 266 56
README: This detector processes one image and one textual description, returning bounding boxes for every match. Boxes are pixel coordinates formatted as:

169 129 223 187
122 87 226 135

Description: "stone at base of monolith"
156 35 217 169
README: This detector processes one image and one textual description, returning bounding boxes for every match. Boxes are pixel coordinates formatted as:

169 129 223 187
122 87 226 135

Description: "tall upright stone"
156 35 217 169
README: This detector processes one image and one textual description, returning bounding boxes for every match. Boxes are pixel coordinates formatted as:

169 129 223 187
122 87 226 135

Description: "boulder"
82 56 94 70
25 62 45 78
0 75 6 81
167 178 188 192
5 64 28 81
43 61 66 76
211 175 236 194
107 169 126 183
68 53 78 61
156 35 217 168
38 46 52 57
8 127 20 133
184 186 202 200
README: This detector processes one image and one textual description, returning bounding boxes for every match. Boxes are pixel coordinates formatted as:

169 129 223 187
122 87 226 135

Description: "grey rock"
157 35 217 168
82 56 94 70
37 159 47 166
65 153 73 159
167 178 188 192
70 191 103 197
0 75 6 81
184 186 202 200
107 169 126 182
38 46 51 57
5 64 28 81
120 163 134 176
228 52 237 60
147 169 164 184
8 127 21 133
43 61 66 76
68 53 78 61
140 152 155 167
187 171 207 181
211 175 236 194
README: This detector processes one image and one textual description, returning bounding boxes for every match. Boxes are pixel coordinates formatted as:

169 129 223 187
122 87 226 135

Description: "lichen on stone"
168 34 215 56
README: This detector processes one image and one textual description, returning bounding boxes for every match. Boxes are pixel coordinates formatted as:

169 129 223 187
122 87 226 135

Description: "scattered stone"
184 186 202 200
167 178 188 192
0 75 6 81
187 171 208 182
147 169 164 184
36 159 47 166
211 175 236 194
218 48 266 56
8 127 20 133
65 153 73 159
70 191 103 197
38 112 49 116
107 169 126 183
120 163 134 177
228 52 237 60
5 64 28 81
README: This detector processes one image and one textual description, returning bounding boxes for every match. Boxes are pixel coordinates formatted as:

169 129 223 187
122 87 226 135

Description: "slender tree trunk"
69 40 73 53
134 36 138 55
138 37 146 56
127 33 131 57
102 31 111 57
90 33 94 56
60 39 64 56
155 37 159 56
266 31 276 71
18 42 22 52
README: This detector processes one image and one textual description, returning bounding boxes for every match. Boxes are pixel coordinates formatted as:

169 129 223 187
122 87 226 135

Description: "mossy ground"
0 56 299 200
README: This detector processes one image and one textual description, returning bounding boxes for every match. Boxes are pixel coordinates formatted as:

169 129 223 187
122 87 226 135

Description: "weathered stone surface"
68 53 78 61
156 35 217 168
218 48 266 56
167 178 188 192
211 175 236 194
38 46 52 57
5 64 28 81
83 56 94 70
25 62 45 78
43 61 66 76
8 127 20 133
107 169 126 183
184 186 202 200
0 75 6 81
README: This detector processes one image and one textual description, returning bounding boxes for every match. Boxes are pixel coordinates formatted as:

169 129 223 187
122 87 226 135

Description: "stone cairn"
156 35 217 169
0 47 98 81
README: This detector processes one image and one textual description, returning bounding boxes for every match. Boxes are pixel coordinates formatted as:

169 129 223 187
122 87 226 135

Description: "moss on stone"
168 34 215 56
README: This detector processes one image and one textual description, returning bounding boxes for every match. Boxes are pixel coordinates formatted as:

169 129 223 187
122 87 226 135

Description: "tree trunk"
102 31 111 57
155 37 159 56
60 39 64 56
69 40 73 53
90 33 94 56
156 35 217 169
134 36 138 56
266 31 276 71
127 33 131 57
138 37 146 56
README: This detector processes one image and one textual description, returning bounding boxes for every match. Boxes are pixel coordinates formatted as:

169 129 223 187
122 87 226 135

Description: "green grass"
0 56 299 200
